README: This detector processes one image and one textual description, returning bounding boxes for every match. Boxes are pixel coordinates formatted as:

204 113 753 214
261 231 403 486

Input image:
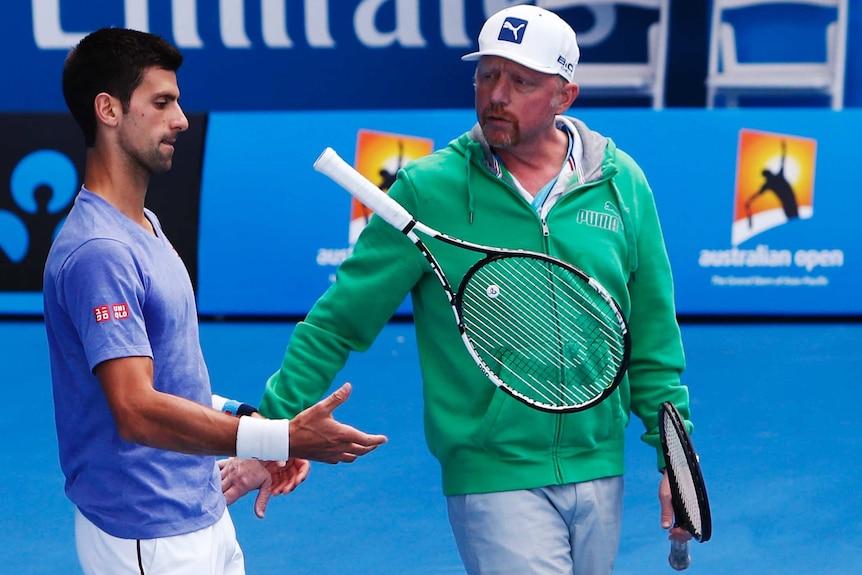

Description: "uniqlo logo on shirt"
93 303 130 323
93 305 111 323
112 303 129 320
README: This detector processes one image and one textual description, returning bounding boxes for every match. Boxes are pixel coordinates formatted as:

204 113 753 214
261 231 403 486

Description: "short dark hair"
62 28 183 147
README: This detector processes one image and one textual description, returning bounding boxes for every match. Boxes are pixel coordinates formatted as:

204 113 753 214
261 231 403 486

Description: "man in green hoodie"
260 5 693 574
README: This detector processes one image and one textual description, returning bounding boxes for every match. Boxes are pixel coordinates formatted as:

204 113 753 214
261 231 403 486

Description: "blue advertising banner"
3 1 669 111
2 1 859 112
647 110 857 316
2 108 857 317
195 108 860 318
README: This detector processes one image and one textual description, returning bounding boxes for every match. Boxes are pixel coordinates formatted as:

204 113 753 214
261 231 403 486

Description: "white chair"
706 0 848 110
565 0 670 110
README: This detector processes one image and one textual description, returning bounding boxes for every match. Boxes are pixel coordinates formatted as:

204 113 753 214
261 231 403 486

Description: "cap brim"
460 50 559 76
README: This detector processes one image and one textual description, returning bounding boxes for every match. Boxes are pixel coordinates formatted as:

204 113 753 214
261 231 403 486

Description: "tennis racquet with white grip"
313 147 631 413
659 401 712 570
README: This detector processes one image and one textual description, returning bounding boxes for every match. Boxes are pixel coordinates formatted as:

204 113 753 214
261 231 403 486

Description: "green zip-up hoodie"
260 117 689 496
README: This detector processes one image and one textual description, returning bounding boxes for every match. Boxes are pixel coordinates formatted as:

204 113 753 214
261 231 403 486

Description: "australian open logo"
0 149 78 291
699 129 844 287
499 17 528 44
316 129 433 283
730 129 815 246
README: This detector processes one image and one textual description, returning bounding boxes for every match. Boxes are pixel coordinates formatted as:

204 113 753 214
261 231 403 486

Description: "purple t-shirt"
43 189 224 539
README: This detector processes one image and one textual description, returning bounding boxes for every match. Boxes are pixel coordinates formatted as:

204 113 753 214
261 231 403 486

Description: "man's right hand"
289 382 387 463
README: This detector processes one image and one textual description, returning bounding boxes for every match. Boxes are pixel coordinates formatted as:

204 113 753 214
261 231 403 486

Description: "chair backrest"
706 0 848 109
551 0 670 110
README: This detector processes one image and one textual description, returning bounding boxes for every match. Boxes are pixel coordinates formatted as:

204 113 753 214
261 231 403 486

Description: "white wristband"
236 416 290 461
211 394 228 412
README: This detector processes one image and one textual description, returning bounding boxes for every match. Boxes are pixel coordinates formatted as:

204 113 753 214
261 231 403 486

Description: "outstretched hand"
659 470 694 542
289 382 387 463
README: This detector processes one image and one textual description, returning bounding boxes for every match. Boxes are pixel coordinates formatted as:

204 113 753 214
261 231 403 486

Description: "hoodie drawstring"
465 147 476 224
610 179 639 277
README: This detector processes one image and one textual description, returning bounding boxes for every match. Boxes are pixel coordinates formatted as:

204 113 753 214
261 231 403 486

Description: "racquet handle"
668 540 691 571
313 147 414 232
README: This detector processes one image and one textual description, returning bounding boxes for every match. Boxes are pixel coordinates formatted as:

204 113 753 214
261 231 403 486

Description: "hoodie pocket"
472 379 625 458
471 385 557 456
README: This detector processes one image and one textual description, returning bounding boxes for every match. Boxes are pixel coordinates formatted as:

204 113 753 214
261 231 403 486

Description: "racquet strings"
459 255 627 409
662 415 704 539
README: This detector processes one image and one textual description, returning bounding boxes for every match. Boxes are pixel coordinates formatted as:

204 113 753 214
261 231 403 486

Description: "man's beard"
137 144 174 175
480 104 520 149
119 131 174 175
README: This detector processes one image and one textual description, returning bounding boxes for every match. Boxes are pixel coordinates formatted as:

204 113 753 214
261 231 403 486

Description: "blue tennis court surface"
1 320 859 574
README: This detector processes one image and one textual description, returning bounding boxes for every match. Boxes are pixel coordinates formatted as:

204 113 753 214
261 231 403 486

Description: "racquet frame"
659 401 712 570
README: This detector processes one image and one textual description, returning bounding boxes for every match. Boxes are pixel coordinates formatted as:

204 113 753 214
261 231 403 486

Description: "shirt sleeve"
56 238 153 371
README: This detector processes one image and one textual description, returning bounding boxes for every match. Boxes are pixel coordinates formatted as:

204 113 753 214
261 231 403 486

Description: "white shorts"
75 508 245 575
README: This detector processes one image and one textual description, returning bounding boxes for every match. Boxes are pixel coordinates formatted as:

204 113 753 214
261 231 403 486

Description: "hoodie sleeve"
259 177 428 419
614 151 690 469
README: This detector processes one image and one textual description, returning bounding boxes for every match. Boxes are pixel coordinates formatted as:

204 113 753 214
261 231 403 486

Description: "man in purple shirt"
44 27 387 574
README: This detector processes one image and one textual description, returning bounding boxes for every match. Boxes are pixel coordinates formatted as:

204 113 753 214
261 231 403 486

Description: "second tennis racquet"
659 401 712 570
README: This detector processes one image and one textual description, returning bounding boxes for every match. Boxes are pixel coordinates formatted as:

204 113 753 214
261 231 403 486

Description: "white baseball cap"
462 5 580 82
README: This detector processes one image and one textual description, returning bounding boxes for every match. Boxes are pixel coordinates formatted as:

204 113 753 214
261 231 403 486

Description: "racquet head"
455 253 630 413
659 401 712 542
